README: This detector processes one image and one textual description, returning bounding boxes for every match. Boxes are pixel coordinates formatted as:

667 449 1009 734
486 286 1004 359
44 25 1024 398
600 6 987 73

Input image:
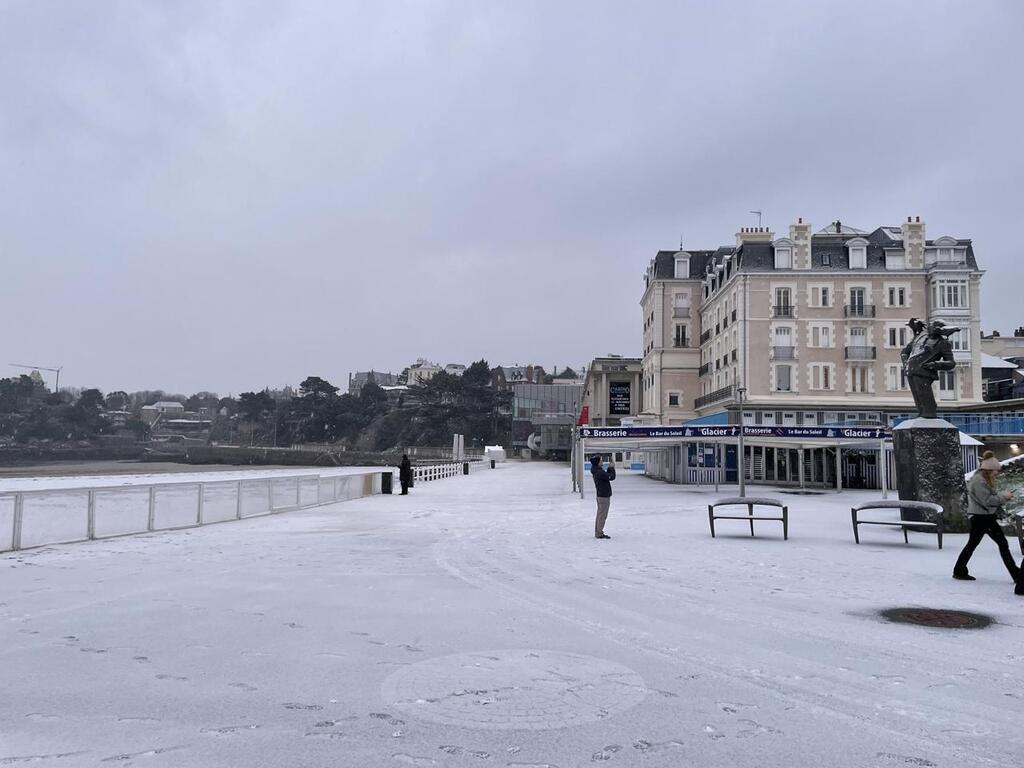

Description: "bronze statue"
901 318 959 419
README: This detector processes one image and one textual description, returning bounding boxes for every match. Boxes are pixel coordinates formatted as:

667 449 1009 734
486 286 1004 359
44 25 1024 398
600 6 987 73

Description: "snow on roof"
980 352 1017 369
153 401 185 408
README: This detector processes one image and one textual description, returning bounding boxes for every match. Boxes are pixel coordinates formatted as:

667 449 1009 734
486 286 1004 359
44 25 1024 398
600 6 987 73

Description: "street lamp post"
736 386 747 498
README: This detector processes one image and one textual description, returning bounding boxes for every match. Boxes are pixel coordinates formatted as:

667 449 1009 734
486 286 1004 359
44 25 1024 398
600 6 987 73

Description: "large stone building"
581 356 642 426
641 217 984 427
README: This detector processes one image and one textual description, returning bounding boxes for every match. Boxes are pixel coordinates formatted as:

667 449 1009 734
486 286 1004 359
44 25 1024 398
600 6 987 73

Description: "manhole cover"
380 649 647 730
880 608 992 629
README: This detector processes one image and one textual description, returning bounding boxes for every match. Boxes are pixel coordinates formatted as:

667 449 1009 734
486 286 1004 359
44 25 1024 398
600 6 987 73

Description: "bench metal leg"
783 507 788 540
851 509 860 544
708 505 716 538
748 504 755 537
903 525 909 544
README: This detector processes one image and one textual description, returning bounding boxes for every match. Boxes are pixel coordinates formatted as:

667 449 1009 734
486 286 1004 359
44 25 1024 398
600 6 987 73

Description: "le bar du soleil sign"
579 425 889 440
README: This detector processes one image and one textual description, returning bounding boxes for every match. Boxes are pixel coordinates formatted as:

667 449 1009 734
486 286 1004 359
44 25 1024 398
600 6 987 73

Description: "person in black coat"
399 455 413 495
590 454 615 539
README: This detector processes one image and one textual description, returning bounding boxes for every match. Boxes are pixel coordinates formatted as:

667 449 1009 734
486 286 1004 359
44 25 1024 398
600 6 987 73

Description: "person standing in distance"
590 454 615 539
399 454 413 496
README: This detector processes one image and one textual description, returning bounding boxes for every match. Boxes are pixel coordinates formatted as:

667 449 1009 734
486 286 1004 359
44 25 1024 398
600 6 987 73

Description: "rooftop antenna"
749 210 763 228
679 233 684 249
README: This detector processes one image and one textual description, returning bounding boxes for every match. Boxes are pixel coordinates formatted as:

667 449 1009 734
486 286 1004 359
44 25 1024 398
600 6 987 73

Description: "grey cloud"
2 0 1021 393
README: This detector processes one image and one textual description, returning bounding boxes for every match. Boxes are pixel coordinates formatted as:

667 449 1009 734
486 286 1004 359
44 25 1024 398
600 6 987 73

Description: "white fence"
0 470 384 553
0 461 495 553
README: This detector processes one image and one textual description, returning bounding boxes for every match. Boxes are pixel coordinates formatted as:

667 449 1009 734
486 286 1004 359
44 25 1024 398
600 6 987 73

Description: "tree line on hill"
0 360 513 451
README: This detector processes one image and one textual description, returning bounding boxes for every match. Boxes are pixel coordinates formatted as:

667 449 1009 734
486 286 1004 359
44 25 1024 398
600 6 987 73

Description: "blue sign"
579 425 888 440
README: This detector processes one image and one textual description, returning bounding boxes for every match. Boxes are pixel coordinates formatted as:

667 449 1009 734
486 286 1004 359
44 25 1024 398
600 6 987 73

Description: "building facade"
581 356 642 426
642 217 984 427
512 382 584 459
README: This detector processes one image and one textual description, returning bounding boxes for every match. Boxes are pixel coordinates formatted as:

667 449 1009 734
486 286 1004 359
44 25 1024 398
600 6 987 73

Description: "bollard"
381 472 393 494
490 459 496 469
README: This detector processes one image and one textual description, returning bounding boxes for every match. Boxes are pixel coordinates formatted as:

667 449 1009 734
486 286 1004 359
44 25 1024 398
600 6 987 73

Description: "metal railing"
672 306 690 318
0 461 488 553
700 329 712 344
845 346 877 360
695 385 734 409
773 305 794 318
844 304 876 318
698 362 711 376
772 346 796 360
672 339 689 348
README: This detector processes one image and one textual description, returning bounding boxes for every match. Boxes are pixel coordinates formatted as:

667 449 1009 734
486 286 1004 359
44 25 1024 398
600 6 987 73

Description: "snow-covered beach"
2 462 1021 767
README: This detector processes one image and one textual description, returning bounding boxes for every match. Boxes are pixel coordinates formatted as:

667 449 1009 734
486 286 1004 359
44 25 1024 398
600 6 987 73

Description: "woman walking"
953 451 1019 587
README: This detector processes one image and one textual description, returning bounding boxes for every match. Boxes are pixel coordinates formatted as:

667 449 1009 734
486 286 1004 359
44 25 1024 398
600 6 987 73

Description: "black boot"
952 571 976 581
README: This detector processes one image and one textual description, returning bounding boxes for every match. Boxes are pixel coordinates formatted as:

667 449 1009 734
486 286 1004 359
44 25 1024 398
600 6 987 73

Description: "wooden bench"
851 500 944 549
708 497 788 540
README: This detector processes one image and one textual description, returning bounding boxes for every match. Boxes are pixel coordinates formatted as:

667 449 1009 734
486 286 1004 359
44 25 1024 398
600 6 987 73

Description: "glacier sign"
579 426 888 440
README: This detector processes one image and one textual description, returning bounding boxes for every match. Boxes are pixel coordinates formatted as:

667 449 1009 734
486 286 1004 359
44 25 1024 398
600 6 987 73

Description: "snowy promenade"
2 464 1022 767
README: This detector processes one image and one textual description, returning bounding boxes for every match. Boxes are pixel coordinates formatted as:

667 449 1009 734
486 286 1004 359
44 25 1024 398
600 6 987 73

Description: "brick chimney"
901 215 926 269
735 226 775 248
789 217 811 269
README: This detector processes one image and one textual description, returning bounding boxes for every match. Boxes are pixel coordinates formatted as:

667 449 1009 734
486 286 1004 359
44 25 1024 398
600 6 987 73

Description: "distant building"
444 363 467 377
140 401 185 425
980 328 1024 362
349 370 400 394
581 356 642 426
492 364 546 391
407 359 442 385
512 382 584 459
980 353 1020 402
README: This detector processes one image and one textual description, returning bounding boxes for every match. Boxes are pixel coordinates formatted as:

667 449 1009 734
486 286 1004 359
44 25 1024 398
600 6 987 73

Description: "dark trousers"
908 374 938 419
954 515 1019 579
400 482 409 495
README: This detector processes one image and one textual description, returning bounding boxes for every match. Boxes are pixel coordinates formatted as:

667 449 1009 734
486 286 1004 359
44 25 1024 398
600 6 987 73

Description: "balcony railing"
700 329 712 344
731 310 737 322
672 339 688 348
773 305 794 318
844 304 876 318
695 385 734 409
771 345 796 360
672 306 690 318
845 345 877 360
698 362 711 376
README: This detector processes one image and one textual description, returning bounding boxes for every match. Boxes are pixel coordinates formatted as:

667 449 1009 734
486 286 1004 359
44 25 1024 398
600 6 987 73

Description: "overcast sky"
3 1 1022 395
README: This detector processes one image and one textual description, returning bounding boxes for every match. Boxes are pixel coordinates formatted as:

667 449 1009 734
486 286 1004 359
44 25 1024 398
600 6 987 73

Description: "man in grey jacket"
953 452 1020 587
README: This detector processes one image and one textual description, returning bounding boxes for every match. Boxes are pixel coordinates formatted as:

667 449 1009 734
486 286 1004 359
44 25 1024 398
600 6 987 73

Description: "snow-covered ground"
2 463 1022 767
0 466 384 493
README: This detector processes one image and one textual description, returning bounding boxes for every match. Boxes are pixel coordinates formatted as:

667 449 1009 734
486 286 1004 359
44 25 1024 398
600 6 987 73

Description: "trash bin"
463 462 470 475
381 471 393 494
490 459 496 469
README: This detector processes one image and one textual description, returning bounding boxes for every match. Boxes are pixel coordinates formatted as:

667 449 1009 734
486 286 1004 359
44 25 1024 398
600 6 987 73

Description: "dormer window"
885 249 906 270
772 238 793 270
925 236 966 266
847 238 868 269
674 252 690 279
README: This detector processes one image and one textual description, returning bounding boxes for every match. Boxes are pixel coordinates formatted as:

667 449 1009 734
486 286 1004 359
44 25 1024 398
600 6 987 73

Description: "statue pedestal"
893 418 967 527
